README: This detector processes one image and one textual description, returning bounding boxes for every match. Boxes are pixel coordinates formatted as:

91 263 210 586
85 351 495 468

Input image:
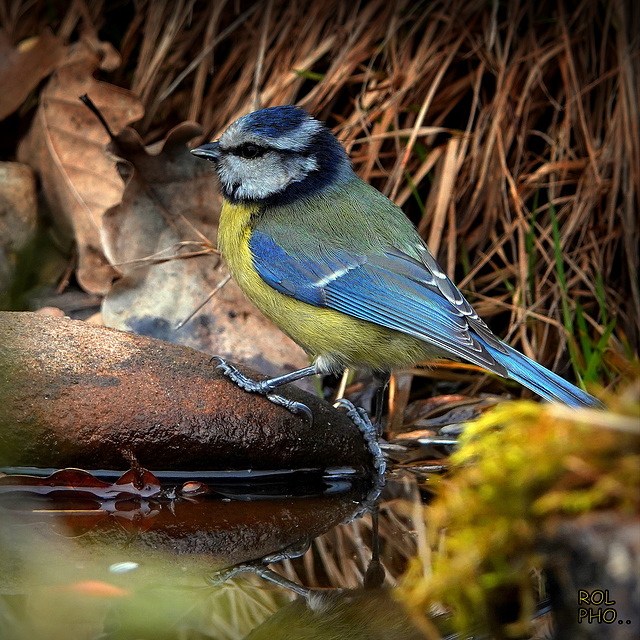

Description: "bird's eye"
237 143 265 159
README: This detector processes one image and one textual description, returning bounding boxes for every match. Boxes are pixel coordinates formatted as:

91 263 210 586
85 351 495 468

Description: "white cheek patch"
218 152 318 200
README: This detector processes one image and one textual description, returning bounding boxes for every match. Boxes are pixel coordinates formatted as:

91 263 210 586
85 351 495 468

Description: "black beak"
191 141 220 163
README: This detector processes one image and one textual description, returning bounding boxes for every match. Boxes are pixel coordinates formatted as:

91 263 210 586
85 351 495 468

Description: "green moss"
397 381 640 636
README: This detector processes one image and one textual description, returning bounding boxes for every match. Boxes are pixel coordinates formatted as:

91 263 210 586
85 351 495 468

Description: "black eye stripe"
231 142 266 159
226 143 314 160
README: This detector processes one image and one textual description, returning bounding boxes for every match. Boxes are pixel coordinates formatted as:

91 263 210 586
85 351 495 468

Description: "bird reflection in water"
213 509 451 640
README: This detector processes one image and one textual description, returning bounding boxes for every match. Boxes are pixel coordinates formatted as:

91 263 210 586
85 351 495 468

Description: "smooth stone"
0 312 375 472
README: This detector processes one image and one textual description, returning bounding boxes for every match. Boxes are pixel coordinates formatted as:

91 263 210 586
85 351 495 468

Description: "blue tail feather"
485 342 604 409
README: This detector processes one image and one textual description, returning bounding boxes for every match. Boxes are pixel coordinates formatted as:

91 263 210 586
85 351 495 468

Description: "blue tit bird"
191 106 603 417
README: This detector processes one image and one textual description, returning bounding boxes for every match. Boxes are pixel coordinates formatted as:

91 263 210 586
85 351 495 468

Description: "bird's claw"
208 562 259 586
334 398 386 519
266 392 314 423
334 398 386 479
213 356 313 423
212 356 268 393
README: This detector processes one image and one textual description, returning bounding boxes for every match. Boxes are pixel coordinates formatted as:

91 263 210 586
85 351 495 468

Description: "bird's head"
191 106 353 205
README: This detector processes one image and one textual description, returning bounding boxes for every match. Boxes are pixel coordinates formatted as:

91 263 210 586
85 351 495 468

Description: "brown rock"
0 312 375 472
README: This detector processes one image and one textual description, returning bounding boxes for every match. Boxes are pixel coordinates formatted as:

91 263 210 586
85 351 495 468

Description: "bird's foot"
212 356 272 393
334 399 385 476
212 357 313 422
209 561 311 597
264 392 313 423
208 562 263 586
334 398 386 483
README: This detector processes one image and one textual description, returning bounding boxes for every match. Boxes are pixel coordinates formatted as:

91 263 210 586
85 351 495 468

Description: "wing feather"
249 230 508 376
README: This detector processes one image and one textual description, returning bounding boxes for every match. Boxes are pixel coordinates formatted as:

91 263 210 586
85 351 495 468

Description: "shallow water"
0 465 437 640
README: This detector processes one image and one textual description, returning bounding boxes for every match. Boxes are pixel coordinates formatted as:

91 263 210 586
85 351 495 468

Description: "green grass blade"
550 204 584 384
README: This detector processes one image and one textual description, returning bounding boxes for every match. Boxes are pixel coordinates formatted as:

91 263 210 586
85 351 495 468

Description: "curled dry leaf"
16 33 144 294
0 163 38 294
0 161 38 303
0 28 65 121
0 468 162 500
101 121 309 379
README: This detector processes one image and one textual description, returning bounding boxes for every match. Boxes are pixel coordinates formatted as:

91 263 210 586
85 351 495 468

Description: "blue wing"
250 229 508 375
249 230 603 409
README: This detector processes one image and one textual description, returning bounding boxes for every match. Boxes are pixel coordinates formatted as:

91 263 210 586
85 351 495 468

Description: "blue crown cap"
241 106 309 138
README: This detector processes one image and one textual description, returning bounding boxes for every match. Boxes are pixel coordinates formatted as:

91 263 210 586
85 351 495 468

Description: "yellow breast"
217 200 434 373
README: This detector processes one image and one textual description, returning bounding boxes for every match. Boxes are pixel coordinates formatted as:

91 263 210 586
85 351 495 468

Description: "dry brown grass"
3 0 638 387
2 4 638 634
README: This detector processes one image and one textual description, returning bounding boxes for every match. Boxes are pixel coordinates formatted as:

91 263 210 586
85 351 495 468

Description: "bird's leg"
364 504 385 589
209 561 312 596
373 373 391 437
213 357 317 420
215 358 387 488
209 538 313 594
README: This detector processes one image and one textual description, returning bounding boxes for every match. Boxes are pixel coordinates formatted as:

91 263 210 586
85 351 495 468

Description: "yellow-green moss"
397 381 640 637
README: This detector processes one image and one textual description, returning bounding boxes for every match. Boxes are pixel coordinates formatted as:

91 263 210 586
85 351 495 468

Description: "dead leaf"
0 28 65 121
101 122 309 379
17 33 144 294
0 162 37 301
0 162 37 251
0 468 162 500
